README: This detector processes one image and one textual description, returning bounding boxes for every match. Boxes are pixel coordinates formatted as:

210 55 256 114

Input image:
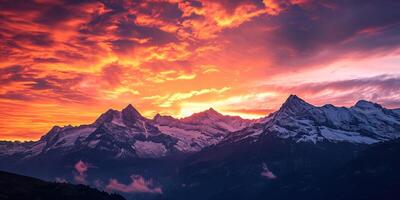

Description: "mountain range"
0 104 255 160
0 95 399 200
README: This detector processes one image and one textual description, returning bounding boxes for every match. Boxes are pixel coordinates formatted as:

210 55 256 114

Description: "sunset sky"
1 0 400 141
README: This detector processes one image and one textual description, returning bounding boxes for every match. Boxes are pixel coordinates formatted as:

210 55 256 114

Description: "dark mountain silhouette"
0 170 125 200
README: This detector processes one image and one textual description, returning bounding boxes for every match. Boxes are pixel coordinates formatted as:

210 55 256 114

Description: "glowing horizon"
1 0 400 141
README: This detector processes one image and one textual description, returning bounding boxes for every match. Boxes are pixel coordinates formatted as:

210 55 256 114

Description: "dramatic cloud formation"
106 175 162 194
0 0 399 140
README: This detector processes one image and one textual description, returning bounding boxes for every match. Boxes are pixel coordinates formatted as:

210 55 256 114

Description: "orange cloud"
177 0 278 39
146 87 230 108
263 0 284 16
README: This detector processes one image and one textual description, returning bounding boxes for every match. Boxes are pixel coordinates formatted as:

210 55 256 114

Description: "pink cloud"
106 175 162 194
261 163 277 179
74 160 89 184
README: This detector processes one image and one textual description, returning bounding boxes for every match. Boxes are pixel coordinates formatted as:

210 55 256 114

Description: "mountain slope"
394 108 400 115
160 135 367 200
318 139 400 200
154 108 254 152
0 170 125 200
175 133 400 200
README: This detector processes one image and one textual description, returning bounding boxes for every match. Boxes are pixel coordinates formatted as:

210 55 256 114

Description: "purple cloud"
74 160 89 184
261 163 277 179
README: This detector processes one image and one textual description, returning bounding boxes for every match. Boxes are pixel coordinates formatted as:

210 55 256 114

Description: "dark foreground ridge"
0 170 125 200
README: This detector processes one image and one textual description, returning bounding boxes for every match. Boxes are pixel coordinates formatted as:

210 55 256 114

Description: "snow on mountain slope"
153 108 255 152
181 108 253 132
223 95 400 145
133 141 167 158
319 126 378 144
0 105 253 158
41 125 96 151
1 96 399 159
273 96 399 142
0 105 172 159
0 141 31 156
156 126 209 152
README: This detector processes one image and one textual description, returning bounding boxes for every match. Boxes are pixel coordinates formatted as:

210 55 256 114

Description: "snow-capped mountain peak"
271 95 316 121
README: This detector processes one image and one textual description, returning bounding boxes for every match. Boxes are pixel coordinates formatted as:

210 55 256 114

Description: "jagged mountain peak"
275 95 314 116
284 94 311 106
93 104 145 127
122 104 142 117
287 94 301 100
120 104 148 128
